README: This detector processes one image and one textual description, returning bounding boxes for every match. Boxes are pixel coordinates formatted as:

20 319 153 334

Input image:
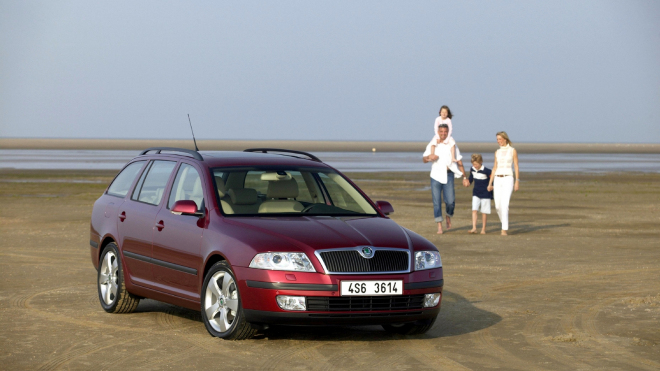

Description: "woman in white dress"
487 131 520 235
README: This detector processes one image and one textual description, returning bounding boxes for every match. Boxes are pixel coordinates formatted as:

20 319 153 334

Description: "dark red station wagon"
90 147 444 339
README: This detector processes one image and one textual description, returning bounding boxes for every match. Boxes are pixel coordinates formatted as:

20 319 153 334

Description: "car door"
101 160 147 241
152 162 206 300
118 160 177 287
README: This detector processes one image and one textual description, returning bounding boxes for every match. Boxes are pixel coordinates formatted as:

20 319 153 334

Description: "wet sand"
0 169 659 370
2 138 660 153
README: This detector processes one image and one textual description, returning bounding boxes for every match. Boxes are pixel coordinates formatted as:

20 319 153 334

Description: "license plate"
340 280 403 296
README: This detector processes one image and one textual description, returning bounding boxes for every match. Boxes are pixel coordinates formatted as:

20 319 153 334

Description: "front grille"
306 295 425 312
319 250 408 273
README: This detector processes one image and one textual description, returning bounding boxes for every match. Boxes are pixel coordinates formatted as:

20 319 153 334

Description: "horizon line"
2 137 660 146
2 138 660 154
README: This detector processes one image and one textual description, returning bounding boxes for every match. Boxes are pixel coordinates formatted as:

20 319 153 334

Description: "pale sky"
1 1 659 143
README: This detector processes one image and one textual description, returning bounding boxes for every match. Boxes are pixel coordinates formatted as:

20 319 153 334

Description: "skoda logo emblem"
359 246 375 259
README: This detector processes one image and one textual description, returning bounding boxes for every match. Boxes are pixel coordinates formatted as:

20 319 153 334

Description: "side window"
168 164 204 210
132 160 177 206
131 161 153 200
107 161 146 198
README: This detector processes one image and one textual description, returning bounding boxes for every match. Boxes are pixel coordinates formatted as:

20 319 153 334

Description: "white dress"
494 144 515 230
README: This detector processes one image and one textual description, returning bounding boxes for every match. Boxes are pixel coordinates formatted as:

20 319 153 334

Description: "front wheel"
98 243 140 313
382 317 437 335
201 261 256 340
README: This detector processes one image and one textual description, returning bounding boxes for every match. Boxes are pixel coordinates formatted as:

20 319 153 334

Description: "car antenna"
187 114 200 152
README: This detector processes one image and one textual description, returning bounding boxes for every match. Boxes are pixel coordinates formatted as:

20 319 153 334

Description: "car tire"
201 261 256 340
98 243 140 313
382 317 437 335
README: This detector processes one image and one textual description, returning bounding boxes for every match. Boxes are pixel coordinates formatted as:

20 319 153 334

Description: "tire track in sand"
580 296 660 371
155 306 202 333
522 312 592 370
259 341 328 371
403 338 472 370
314 335 469 371
314 340 399 371
27 286 202 370
37 333 148 371
23 285 171 335
490 268 658 294
9 291 36 309
114 343 198 370
472 327 548 370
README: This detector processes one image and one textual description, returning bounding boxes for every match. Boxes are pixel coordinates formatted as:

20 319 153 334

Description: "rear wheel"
201 261 256 340
382 317 437 335
98 243 140 313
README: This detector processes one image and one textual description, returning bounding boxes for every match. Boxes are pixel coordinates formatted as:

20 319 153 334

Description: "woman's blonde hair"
496 131 512 146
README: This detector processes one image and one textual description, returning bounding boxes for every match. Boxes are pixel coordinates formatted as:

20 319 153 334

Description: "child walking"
467 153 493 234
430 106 457 164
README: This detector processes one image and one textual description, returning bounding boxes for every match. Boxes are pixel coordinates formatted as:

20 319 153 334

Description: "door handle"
155 220 164 231
119 212 126 222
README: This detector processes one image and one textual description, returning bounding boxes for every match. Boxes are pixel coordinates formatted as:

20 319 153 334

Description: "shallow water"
1 149 659 173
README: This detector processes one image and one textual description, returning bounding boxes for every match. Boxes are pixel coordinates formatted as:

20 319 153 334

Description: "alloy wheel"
99 250 119 305
204 271 239 332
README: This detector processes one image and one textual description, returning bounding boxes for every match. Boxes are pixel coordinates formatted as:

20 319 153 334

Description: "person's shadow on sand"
445 222 570 235
507 222 570 234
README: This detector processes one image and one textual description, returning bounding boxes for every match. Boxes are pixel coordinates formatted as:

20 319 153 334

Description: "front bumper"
244 306 440 326
235 266 443 326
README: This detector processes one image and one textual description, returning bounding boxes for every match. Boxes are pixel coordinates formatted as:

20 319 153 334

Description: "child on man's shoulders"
429 106 457 164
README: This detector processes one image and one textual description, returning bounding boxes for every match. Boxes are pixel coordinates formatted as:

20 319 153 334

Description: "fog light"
423 293 441 308
276 295 306 311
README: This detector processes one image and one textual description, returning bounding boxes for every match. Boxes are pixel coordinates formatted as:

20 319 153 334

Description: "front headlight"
415 251 442 271
249 252 316 272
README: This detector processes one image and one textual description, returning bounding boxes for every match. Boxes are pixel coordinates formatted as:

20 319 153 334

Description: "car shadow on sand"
133 291 500 341
259 291 501 341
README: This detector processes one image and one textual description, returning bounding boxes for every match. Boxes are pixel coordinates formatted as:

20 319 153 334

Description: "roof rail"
139 147 203 161
243 148 322 162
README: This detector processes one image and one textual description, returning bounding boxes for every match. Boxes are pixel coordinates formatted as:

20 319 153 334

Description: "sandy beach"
1 168 658 370
2 138 660 153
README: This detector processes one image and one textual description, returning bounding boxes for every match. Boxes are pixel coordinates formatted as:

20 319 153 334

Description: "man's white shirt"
423 140 463 184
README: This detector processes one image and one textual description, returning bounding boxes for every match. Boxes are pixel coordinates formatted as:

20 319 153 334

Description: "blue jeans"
431 175 455 222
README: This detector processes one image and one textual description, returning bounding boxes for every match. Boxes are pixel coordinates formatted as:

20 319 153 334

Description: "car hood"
225 216 411 253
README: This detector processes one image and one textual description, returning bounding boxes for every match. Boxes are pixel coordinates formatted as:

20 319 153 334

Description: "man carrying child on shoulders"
422 124 468 234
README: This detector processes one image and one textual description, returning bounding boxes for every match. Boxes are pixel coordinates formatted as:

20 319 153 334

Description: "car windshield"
211 167 378 216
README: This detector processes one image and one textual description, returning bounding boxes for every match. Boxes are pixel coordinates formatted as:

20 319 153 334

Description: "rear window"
107 161 146 198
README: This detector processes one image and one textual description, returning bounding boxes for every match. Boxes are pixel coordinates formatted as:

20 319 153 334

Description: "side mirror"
171 200 203 217
375 200 394 215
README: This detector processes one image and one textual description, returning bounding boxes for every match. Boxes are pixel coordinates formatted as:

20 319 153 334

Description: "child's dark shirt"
469 166 493 199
